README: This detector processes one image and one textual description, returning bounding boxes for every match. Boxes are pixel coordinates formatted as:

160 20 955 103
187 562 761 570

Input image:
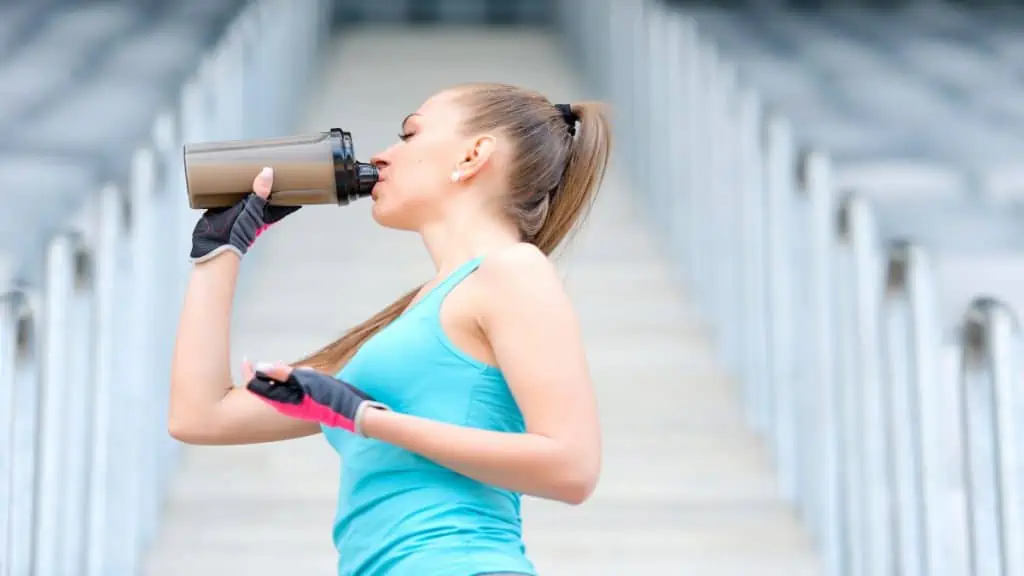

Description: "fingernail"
259 166 273 179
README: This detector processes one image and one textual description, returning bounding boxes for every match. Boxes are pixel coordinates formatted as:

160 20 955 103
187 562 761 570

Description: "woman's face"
369 91 469 231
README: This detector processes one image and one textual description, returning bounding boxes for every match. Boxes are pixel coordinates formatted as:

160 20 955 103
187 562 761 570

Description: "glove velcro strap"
189 243 244 264
354 401 391 438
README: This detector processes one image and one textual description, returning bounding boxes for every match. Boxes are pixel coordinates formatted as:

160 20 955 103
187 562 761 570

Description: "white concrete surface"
142 25 823 576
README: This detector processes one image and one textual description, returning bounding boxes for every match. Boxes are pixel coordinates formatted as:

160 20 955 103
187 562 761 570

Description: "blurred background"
1 0 1023 574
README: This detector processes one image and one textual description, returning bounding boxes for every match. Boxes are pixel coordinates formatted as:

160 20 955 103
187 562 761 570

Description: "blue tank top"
321 256 538 576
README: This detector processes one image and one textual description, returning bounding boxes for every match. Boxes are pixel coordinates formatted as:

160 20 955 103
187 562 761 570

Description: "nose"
370 145 392 167
369 151 389 174
370 157 389 179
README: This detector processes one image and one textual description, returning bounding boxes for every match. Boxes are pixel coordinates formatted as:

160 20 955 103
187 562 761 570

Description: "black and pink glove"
246 366 390 435
189 168 299 263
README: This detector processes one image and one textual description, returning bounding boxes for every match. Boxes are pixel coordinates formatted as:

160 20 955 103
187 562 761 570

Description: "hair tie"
554 103 578 136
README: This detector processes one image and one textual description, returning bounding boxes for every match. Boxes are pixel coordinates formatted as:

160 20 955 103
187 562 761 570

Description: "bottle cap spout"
329 127 376 205
356 162 379 195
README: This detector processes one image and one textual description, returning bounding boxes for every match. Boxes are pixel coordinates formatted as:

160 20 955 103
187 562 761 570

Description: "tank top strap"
416 255 484 315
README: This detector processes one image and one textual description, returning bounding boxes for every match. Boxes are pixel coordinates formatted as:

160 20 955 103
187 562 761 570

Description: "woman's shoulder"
473 242 568 313
477 242 559 286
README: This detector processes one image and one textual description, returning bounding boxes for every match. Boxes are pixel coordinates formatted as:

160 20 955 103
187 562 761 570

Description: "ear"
453 134 497 183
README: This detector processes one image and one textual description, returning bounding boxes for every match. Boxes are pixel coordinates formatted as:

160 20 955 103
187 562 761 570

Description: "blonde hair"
294 83 612 373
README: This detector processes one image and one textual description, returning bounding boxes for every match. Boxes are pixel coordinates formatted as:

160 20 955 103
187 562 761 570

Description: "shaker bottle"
183 128 379 209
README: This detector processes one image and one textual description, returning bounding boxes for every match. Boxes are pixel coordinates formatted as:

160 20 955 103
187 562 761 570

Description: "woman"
169 82 612 576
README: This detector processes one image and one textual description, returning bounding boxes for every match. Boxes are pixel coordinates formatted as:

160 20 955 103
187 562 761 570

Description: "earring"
450 171 461 183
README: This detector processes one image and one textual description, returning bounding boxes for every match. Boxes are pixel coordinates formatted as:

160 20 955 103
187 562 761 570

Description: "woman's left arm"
360 245 602 505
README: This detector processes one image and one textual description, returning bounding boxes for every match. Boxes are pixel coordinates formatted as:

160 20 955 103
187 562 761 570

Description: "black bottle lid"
329 128 378 205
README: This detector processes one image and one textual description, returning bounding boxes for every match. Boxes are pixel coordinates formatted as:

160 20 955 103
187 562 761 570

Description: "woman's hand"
189 166 300 263
242 360 390 436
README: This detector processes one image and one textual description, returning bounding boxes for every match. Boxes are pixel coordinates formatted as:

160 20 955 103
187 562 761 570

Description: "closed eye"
398 132 415 142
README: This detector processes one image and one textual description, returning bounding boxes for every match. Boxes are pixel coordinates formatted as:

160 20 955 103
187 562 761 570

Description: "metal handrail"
555 1 1024 574
0 1 330 573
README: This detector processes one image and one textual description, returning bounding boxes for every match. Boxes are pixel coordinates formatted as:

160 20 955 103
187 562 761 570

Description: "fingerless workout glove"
190 193 299 263
246 368 390 436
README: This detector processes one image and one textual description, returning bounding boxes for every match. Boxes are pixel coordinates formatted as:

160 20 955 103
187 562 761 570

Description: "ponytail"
292 285 421 374
532 101 613 255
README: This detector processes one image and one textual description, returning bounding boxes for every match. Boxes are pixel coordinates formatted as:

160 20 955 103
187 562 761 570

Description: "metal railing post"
0 290 36 576
645 0 669 233
763 112 798 505
61 238 96 576
0 294 13 574
3 289 39 576
666 12 697 278
735 87 770 435
127 144 162 559
689 39 717 315
151 110 186 492
881 241 959 576
710 61 740 369
85 183 131 576
796 149 845 575
834 192 889 576
34 231 94 575
960 298 1024 576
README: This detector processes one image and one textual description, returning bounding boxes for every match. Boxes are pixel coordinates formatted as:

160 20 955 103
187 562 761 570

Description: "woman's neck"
419 209 521 275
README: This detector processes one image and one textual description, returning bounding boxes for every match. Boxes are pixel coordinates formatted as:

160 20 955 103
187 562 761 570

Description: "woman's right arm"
168 170 320 445
168 252 320 445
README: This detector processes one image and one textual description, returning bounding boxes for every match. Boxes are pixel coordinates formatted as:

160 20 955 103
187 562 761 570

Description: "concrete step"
143 25 823 576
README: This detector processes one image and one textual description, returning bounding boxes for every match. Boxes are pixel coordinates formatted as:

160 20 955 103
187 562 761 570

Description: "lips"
372 174 387 198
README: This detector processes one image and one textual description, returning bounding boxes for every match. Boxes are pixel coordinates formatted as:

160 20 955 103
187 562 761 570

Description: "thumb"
252 166 274 199
254 361 293 382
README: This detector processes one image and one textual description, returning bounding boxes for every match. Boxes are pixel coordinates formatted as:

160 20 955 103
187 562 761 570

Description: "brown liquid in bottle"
184 132 339 209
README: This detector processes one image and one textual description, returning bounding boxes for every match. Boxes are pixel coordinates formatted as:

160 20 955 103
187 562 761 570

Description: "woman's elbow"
167 410 219 445
557 479 596 506
553 454 601 505
167 417 203 444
